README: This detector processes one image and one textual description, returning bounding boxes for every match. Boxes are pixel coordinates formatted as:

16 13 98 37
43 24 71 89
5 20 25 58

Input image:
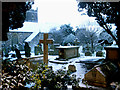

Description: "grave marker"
39 33 53 64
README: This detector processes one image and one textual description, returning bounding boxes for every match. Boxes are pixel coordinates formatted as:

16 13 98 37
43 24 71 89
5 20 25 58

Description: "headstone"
18 43 24 51
24 42 31 57
74 38 80 46
34 45 42 55
68 65 76 72
39 33 53 64
5 47 9 57
96 51 104 57
15 48 21 59
49 43 59 55
85 51 92 56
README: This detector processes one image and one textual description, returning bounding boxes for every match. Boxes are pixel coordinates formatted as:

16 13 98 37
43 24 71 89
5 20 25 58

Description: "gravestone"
18 43 24 51
68 65 76 72
39 33 53 64
74 38 80 46
96 51 104 57
85 51 92 56
15 48 21 59
24 42 31 57
34 45 42 55
5 47 9 57
49 43 59 55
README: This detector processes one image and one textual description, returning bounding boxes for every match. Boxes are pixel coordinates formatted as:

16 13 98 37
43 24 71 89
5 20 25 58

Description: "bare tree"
76 27 98 53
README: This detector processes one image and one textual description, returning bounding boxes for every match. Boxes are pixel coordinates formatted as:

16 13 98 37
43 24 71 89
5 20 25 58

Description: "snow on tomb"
83 62 118 87
39 33 53 64
56 46 79 60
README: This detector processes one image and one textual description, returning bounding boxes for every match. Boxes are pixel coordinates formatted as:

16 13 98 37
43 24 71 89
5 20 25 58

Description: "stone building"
3 8 41 53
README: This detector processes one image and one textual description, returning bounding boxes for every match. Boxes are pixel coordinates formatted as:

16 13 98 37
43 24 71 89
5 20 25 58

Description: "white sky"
32 0 99 32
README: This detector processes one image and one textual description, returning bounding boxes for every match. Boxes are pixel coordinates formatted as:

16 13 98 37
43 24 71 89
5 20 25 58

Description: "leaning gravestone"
24 42 31 57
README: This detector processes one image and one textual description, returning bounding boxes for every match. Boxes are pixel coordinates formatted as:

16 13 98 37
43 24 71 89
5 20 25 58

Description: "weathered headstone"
85 51 92 56
74 38 80 46
49 43 59 55
5 47 9 57
18 43 24 51
39 33 53 64
24 42 31 57
68 65 76 72
96 51 104 57
15 48 21 59
34 45 42 55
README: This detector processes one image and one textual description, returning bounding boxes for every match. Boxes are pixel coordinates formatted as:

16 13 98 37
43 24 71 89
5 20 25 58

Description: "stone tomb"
104 46 119 62
56 46 79 59
83 62 118 87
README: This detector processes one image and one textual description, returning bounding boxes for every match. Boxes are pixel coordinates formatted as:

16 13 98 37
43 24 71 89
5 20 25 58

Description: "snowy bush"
31 64 80 89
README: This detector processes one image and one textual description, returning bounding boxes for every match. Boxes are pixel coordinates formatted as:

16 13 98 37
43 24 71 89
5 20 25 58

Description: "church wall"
3 32 32 51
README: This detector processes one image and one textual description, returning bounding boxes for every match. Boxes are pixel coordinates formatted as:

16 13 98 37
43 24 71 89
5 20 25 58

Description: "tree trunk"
115 16 120 65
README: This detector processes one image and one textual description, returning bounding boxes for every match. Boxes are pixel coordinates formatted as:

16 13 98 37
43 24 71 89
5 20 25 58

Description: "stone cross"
39 33 53 64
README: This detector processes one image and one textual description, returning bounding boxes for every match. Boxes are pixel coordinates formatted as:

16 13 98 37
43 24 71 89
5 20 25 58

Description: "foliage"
2 2 33 41
31 64 80 89
63 34 76 46
77 2 120 47
49 24 75 45
59 24 75 37
49 28 64 44
76 27 98 53
2 59 32 88
98 31 113 46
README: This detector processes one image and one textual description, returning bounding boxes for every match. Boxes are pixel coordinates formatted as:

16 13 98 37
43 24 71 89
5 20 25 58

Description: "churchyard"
1 32 120 90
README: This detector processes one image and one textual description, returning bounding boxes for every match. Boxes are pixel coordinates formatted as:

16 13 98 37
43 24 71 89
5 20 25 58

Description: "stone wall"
3 32 53 54
3 32 32 50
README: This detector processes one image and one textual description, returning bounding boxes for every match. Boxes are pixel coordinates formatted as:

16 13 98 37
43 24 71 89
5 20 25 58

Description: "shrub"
31 64 80 89
2 59 32 88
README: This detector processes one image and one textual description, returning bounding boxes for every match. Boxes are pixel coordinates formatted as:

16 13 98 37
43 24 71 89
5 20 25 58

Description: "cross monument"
39 33 53 64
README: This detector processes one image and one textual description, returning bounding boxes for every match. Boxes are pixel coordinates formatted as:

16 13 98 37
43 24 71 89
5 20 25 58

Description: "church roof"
25 32 39 42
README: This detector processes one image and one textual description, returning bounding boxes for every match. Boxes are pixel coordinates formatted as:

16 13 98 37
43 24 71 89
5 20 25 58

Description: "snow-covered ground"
48 55 105 79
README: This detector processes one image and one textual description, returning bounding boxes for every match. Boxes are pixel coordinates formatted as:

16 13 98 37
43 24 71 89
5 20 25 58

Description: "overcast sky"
32 0 99 32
